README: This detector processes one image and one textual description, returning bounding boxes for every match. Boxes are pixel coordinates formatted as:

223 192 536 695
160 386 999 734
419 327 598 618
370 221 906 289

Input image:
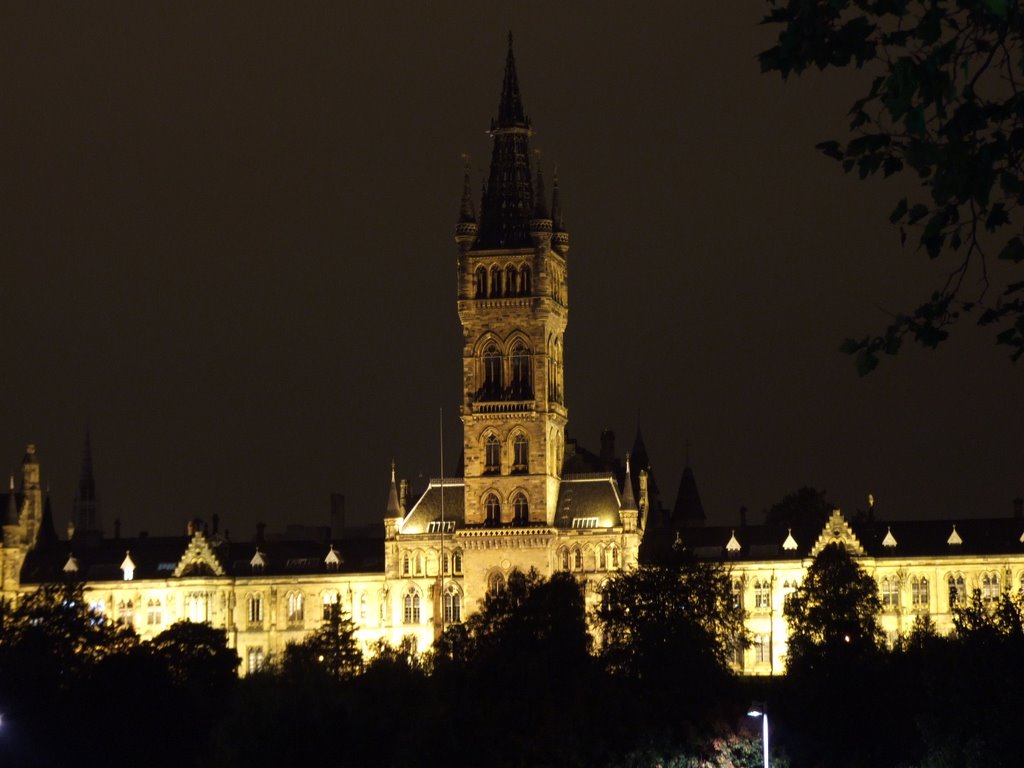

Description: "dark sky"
1 3 1020 538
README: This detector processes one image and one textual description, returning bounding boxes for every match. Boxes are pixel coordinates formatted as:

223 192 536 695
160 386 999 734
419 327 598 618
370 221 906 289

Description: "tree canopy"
761 0 1024 371
764 486 834 528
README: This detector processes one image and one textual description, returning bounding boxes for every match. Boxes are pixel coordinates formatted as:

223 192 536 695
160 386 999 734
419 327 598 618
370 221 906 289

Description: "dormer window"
325 545 342 571
250 548 266 573
121 551 136 582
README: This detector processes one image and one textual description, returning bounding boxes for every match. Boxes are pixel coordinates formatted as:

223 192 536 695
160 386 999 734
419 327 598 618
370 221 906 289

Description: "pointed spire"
620 454 638 512
672 465 706 523
551 167 564 231
496 31 528 129
458 156 476 224
533 157 549 219
385 461 403 519
36 490 59 548
477 35 536 249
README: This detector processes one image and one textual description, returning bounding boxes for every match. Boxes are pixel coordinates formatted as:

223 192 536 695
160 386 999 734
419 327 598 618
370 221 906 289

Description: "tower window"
512 493 529 525
485 434 501 473
510 342 532 397
475 266 487 298
512 434 528 472
485 494 501 526
482 343 503 398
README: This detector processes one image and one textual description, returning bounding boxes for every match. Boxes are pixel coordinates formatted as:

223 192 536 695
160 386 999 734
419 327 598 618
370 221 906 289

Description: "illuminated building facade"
2 40 1021 675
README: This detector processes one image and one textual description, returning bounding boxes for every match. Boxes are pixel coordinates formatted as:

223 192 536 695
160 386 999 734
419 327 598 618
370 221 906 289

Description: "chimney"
600 429 615 467
1014 497 1023 520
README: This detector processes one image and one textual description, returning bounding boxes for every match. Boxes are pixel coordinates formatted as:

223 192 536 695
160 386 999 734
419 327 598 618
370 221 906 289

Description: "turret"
384 462 403 540
455 160 478 252
551 169 570 256
620 454 639 533
529 161 552 247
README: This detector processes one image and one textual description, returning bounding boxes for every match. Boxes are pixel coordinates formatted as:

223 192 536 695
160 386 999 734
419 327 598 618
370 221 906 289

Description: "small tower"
620 454 639 534
383 463 403 577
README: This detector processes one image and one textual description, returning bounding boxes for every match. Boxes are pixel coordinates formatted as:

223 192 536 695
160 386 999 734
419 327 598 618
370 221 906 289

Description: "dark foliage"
761 0 1024 370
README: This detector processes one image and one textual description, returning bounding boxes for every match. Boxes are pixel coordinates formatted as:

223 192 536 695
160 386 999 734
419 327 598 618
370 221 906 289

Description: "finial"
390 461 396 482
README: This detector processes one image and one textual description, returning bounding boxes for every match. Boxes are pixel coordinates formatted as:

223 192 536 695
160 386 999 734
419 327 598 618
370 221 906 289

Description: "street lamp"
746 702 769 768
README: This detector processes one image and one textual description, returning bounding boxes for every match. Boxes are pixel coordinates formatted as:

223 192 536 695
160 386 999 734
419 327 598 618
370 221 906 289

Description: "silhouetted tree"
764 486 833 528
281 607 362 680
760 0 1024 369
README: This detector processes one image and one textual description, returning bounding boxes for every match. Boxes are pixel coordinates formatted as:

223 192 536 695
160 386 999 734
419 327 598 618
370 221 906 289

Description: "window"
505 265 517 296
247 647 264 675
512 493 529 524
559 548 570 572
427 520 455 534
485 494 501 526
572 517 598 529
911 576 929 608
442 551 450 575
609 544 620 570
185 592 208 623
519 265 531 295
323 591 340 621
948 574 966 608
403 588 421 624
359 592 367 622
489 266 501 297
379 593 389 626
443 586 462 624
755 634 771 663
754 579 771 610
487 572 505 594
452 550 463 574
732 580 744 610
881 576 900 608
414 551 424 576
482 343 502 397
247 594 264 625
117 600 134 627
982 573 999 603
145 599 162 626
475 266 487 298
512 434 529 472
485 434 501 473
402 553 411 576
573 547 583 571
597 546 606 570
510 342 532 397
287 592 305 624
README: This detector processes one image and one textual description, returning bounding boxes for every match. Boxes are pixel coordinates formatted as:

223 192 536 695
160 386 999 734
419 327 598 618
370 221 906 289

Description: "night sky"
1 3 1020 539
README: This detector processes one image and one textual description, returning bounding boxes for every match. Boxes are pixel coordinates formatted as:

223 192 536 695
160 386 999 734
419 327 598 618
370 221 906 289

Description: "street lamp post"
747 703 769 768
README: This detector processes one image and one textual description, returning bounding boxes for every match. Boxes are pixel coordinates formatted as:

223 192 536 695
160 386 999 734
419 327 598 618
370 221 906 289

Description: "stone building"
1 39 1020 675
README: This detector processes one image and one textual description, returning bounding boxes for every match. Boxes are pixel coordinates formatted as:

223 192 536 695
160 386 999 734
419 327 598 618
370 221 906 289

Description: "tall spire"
496 32 528 129
73 428 100 534
385 461 403 519
620 454 638 512
477 33 535 249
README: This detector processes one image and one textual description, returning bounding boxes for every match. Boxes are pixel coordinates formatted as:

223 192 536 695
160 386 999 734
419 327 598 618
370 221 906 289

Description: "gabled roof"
400 479 466 534
554 475 623 529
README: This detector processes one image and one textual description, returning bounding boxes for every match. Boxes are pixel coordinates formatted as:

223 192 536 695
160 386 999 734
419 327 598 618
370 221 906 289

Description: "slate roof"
20 531 384 584
554 475 623 529
402 480 466 531
671 515 1024 562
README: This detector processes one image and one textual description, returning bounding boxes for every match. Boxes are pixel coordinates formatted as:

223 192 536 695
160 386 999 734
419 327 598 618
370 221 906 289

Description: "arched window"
573 547 583 571
378 592 389 625
453 550 463 574
510 342 532 397
287 592 305 624
512 433 529 472
359 593 367 622
402 553 411 576
442 551 450 575
505 265 517 296
732 579 744 610
475 266 487 298
489 266 501 298
559 547 569 572
982 573 999 602
609 543 620 570
512 493 529 524
414 551 424 576
881 577 900 608
322 591 340 621
911 576 929 607
482 342 502 398
443 586 462 623
485 494 501 526
146 599 162 626
248 594 264 625
754 579 771 609
403 588 421 624
520 265 531 295
948 574 966 608
485 434 501 473
597 545 606 570
487 572 505 594
117 600 134 627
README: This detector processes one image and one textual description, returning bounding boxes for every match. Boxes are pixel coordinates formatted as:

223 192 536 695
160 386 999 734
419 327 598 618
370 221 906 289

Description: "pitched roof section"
401 480 466 533
496 32 528 129
554 476 622 529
